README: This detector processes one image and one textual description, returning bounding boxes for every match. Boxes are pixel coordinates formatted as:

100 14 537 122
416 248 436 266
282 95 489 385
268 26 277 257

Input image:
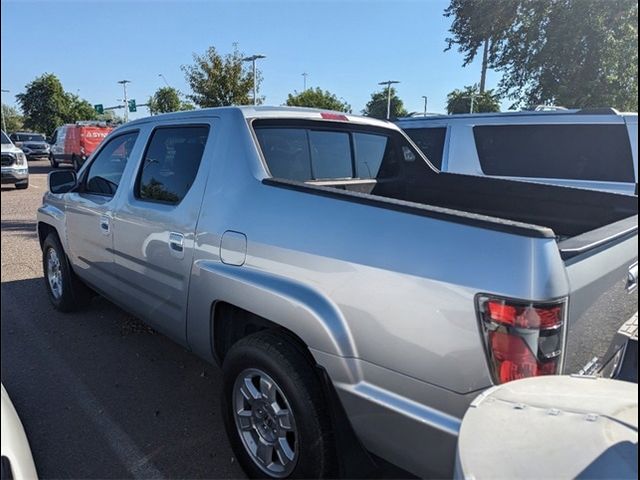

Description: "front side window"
254 123 401 181
136 126 209 204
85 132 138 196
1 131 11 145
474 124 635 182
403 127 447 170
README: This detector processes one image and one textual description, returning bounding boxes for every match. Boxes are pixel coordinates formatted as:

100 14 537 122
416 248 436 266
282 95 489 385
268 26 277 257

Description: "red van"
49 122 114 170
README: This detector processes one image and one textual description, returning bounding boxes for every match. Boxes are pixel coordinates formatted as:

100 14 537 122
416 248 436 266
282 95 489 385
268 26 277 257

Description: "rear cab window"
473 124 635 182
253 120 411 182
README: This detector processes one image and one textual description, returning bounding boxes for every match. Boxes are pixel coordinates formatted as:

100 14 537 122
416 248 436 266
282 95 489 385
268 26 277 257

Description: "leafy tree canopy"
362 87 408 120
447 85 501 114
2 104 24 132
285 87 351 112
182 45 260 107
148 86 194 115
16 73 97 134
445 0 638 110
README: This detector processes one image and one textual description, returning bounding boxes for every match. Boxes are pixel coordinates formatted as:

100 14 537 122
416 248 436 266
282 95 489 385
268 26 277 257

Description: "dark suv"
10 132 50 160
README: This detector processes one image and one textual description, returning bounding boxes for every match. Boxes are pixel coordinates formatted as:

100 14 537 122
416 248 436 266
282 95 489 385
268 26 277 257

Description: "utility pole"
118 80 131 122
0 89 8 132
302 72 308 91
422 95 428 116
242 54 266 106
470 94 476 114
378 80 400 120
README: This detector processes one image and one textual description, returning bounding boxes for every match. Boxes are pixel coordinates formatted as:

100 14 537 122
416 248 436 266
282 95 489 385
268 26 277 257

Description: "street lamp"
422 95 428 116
158 73 171 88
378 80 400 120
302 72 309 91
241 54 266 106
1 89 8 132
118 80 132 122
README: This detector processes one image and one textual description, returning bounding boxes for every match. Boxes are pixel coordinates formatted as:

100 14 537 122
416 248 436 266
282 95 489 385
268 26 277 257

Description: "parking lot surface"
1 160 246 478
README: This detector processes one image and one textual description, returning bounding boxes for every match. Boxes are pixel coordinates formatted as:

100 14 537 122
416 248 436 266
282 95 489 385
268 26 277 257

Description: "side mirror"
49 170 77 194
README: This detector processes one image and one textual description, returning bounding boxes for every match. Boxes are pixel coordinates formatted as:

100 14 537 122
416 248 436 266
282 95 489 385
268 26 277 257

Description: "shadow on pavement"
1 276 245 479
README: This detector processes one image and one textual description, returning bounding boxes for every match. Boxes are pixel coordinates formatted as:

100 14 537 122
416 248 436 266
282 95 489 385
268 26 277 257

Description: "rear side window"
403 127 447 169
255 125 399 181
473 124 634 182
85 132 138 196
136 126 209 204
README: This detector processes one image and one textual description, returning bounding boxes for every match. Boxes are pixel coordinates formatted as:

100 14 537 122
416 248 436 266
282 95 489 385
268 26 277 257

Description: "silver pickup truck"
37 107 638 479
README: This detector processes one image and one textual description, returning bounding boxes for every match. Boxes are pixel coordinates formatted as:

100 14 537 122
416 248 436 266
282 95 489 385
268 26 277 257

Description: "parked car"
37 107 638 479
397 108 638 195
1 384 39 480
9 131 50 161
49 122 114 170
1 131 29 189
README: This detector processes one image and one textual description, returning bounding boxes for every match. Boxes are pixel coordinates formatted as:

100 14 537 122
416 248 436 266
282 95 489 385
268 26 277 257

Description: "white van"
397 108 638 195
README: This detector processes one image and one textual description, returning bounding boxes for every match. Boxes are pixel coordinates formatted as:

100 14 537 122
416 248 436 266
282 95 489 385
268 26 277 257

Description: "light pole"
118 80 131 122
378 80 400 120
158 73 171 88
242 54 266 106
1 89 8 132
302 72 308 91
422 95 428 116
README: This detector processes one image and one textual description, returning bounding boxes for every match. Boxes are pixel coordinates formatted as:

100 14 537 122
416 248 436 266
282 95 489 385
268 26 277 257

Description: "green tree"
148 87 194 114
444 0 638 110
447 85 501 114
16 73 69 134
65 94 98 122
285 87 351 112
2 104 24 132
182 45 259 107
362 87 408 120
15 73 97 134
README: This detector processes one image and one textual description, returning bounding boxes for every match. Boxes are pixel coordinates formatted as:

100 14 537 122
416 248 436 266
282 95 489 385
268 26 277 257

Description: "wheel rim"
46 247 63 299
232 368 298 477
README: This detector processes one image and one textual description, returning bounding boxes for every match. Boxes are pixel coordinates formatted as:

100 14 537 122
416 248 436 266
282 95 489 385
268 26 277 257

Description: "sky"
1 0 504 121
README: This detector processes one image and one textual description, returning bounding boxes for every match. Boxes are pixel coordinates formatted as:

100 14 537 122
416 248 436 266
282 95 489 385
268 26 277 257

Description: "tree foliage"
182 46 260 107
147 86 192 114
362 87 408 119
445 0 638 110
446 85 501 114
16 73 97 134
285 87 351 112
2 104 24 132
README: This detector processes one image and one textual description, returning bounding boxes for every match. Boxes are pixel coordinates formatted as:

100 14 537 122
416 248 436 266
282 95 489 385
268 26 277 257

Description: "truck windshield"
15 133 46 142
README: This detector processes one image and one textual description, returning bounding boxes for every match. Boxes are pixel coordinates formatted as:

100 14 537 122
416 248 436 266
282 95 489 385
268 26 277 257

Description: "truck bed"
372 163 638 239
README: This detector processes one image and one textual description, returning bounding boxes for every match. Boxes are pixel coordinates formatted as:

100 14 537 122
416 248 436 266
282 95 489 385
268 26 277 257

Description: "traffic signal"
128 99 137 112
94 104 104 114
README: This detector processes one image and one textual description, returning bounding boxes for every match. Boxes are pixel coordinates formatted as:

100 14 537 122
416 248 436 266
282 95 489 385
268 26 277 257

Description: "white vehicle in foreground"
1 384 38 479
397 108 638 195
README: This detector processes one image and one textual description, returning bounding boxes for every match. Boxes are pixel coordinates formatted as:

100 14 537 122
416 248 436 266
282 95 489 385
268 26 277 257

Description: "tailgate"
560 218 638 374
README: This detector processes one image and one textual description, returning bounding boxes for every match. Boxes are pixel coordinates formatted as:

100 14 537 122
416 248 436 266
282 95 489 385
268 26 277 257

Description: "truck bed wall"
370 159 638 238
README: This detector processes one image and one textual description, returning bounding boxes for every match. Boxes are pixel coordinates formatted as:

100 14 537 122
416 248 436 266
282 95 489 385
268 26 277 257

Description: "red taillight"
478 296 566 384
320 112 349 121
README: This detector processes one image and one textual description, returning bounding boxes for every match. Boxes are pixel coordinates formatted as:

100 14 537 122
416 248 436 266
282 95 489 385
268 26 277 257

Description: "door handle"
100 215 110 235
627 263 638 293
169 232 185 258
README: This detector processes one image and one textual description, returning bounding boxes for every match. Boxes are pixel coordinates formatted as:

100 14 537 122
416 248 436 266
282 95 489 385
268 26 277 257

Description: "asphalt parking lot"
1 160 246 478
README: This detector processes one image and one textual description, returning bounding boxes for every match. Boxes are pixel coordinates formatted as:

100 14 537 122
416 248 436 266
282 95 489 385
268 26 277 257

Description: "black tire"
42 233 92 312
49 154 59 168
222 331 337 479
15 180 29 189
